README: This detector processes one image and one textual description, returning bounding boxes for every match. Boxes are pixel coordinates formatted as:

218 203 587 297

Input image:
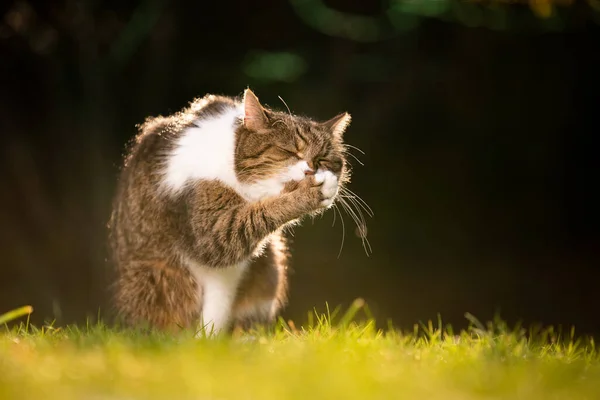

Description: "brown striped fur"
108 89 350 332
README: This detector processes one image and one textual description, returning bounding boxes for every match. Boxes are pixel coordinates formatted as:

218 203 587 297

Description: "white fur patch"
161 103 310 202
187 259 249 335
315 169 339 207
237 160 310 202
162 105 243 194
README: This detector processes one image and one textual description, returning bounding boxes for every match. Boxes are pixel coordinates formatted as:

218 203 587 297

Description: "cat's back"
125 94 241 183
109 94 242 259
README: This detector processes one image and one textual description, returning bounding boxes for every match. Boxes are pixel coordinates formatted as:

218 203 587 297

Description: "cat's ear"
243 89 268 131
323 112 351 138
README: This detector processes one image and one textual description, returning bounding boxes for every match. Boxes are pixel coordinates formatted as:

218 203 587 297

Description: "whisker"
360 238 372 255
339 192 365 217
338 196 371 256
333 203 346 259
344 200 372 256
278 95 292 116
331 203 337 227
337 200 356 237
344 195 368 234
344 144 365 155
342 150 364 166
342 195 371 254
340 187 374 217
339 194 373 220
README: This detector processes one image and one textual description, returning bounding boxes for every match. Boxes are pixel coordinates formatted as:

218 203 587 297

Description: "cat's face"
235 90 350 190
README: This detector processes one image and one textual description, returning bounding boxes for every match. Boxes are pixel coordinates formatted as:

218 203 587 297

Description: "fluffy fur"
108 89 351 333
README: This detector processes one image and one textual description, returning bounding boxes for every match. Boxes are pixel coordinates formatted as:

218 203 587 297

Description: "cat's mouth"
277 160 342 182
280 160 316 182
279 166 340 185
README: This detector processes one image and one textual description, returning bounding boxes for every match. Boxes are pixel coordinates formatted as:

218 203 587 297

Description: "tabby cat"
109 89 353 333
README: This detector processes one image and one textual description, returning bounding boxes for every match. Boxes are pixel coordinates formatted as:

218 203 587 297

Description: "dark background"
1 0 598 334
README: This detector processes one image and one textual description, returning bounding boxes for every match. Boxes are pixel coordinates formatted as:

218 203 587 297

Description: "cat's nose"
304 169 315 176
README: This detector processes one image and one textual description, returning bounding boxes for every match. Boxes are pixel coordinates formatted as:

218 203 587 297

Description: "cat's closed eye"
316 156 342 172
276 146 301 158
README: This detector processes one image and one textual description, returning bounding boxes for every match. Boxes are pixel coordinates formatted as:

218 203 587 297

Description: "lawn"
0 301 598 400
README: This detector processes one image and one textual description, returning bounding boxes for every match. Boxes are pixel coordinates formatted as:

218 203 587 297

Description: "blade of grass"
0 305 34 325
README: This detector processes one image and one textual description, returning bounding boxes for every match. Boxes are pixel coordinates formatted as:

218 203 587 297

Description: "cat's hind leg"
114 260 200 332
231 233 289 331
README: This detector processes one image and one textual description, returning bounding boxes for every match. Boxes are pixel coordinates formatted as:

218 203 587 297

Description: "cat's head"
235 89 351 194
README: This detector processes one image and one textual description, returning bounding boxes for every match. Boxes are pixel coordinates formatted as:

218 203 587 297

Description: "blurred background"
1 0 599 334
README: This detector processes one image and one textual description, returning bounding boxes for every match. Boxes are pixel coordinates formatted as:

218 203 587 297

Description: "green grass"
1 301 598 400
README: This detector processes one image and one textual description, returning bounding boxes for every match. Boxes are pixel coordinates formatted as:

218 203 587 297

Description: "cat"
108 88 352 334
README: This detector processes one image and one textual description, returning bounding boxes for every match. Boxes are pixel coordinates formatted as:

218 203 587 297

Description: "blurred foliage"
108 0 165 69
290 0 598 41
243 51 308 82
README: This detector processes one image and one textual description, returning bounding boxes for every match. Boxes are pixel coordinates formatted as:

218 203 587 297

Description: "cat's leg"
114 259 200 331
190 261 248 336
187 176 326 268
231 233 289 330
183 176 324 334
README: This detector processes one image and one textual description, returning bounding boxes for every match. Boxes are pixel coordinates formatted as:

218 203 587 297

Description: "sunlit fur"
109 89 364 334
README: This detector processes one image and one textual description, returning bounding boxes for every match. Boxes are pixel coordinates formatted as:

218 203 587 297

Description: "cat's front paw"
314 169 339 208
